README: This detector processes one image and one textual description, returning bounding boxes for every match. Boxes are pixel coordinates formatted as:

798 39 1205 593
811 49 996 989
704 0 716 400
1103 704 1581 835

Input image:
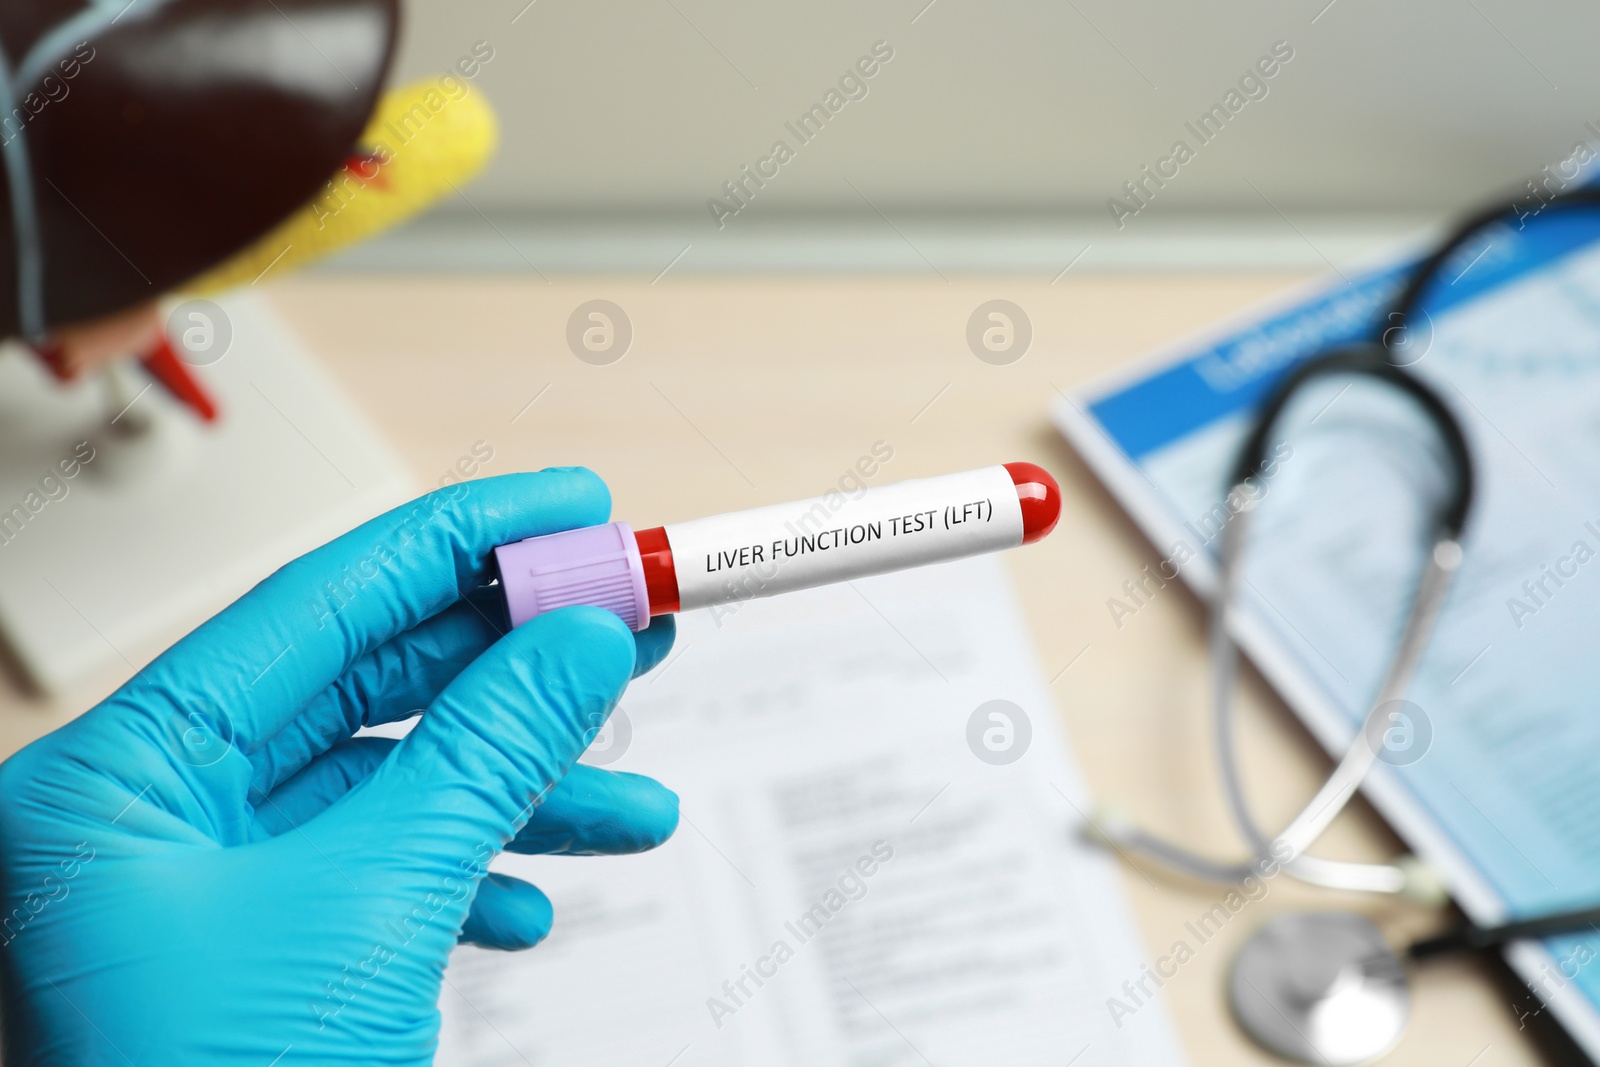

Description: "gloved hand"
0 469 677 1065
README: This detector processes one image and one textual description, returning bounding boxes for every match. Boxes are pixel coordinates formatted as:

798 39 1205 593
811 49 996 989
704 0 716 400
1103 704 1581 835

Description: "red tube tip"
1004 462 1061 544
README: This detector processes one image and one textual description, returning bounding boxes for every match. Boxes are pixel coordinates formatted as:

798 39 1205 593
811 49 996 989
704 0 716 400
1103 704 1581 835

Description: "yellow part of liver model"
185 75 498 293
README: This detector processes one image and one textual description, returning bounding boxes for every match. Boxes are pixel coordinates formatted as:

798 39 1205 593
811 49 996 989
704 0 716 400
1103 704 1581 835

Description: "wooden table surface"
0 273 1566 1066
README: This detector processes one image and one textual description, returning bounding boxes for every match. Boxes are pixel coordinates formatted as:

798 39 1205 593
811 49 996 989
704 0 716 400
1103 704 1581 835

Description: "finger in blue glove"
0 469 677 1066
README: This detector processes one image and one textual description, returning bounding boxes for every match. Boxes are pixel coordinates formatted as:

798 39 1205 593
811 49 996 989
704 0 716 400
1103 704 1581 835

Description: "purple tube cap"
494 521 650 632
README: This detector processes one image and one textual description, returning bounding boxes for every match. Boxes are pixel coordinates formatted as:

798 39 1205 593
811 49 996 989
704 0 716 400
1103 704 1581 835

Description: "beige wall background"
388 0 1598 225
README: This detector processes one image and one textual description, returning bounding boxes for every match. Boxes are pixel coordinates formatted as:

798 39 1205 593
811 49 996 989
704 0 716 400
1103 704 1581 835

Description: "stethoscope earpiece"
1393 856 1449 907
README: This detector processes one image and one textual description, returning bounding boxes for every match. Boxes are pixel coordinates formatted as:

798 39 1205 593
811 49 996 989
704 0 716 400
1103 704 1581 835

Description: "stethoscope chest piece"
1228 912 1409 1065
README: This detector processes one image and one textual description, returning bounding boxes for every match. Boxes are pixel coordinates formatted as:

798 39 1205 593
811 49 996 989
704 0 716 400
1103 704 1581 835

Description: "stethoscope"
1090 185 1600 1064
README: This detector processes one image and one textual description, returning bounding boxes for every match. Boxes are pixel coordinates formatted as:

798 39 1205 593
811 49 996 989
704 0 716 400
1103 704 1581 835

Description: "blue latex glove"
0 469 677 1065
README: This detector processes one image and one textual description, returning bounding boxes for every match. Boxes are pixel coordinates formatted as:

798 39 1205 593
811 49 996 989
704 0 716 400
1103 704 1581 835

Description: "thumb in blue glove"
0 468 677 1065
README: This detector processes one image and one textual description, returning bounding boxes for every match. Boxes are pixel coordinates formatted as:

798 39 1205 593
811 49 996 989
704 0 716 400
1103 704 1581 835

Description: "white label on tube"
664 465 1024 612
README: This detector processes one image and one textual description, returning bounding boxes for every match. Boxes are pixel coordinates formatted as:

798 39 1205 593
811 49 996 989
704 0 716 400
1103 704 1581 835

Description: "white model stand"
0 292 413 697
